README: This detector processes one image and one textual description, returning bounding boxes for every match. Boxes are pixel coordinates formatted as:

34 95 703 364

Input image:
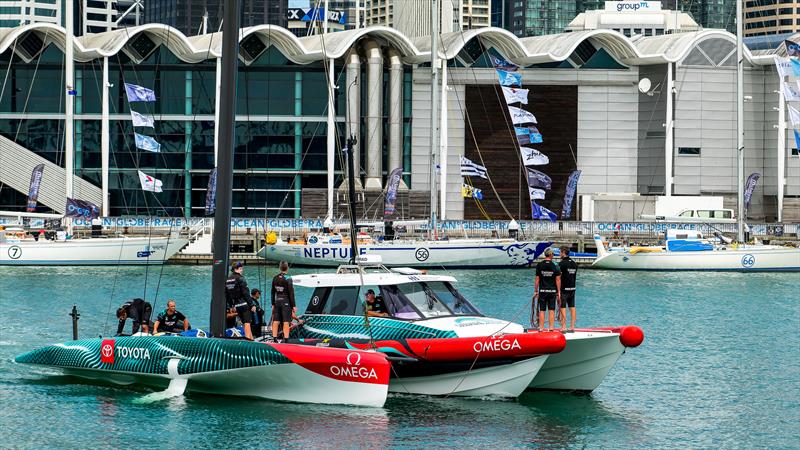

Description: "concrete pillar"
346 50 362 188
364 40 383 190
101 57 110 216
387 48 405 189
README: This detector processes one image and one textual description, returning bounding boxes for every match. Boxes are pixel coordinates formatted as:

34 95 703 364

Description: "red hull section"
526 326 645 348
276 343 391 385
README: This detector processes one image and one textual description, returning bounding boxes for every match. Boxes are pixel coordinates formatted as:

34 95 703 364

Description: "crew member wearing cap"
271 261 296 342
533 248 561 331
365 289 388 317
225 261 254 340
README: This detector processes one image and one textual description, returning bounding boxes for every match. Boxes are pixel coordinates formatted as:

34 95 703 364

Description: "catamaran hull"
15 336 390 407
527 327 644 392
0 237 188 265
258 240 551 268
592 247 800 271
389 356 547 397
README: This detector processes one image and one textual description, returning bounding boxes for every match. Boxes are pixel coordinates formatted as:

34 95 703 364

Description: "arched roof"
0 23 774 67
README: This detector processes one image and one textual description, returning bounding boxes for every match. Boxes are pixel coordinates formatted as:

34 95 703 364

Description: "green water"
1 266 798 448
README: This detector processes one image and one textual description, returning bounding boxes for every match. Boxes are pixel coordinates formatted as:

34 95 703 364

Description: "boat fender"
619 326 644 348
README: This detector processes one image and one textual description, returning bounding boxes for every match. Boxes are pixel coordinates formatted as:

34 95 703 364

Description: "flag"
124 83 156 102
784 81 800 101
786 39 800 57
790 58 800 77
25 164 44 212
496 70 522 87
789 105 800 126
531 201 557 222
489 54 518 72
130 110 155 128
460 156 488 179
515 126 542 145
204 168 217 215
508 106 537 125
501 86 529 105
743 172 760 214
138 170 163 193
528 187 546 200
774 56 794 79
65 198 100 220
520 147 549 166
561 170 582 219
461 183 484 200
134 133 161 152
525 167 552 189
794 129 800 150
384 167 403 216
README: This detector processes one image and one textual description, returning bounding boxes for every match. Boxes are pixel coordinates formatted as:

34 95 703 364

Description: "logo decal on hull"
7 245 21 259
415 248 430 261
100 339 115 364
741 254 755 268
329 352 378 380
473 338 522 353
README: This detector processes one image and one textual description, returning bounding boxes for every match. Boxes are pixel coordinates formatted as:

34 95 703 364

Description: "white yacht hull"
389 356 547 398
528 331 625 392
0 236 188 265
592 246 800 271
259 239 551 268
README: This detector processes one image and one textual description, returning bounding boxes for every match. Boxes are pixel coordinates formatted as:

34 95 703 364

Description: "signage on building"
287 7 347 24
604 1 661 12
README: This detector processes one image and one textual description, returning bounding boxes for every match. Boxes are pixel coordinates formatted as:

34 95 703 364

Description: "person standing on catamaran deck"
559 246 579 331
271 261 296 342
533 248 561 332
225 261 254 340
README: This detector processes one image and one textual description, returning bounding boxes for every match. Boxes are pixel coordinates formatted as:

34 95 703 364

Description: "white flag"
789 105 800 126
138 170 163 193
508 106 537 125
460 156 488 179
775 56 793 80
520 147 549 166
784 81 800 101
501 86 529 105
528 187 546 200
130 110 155 128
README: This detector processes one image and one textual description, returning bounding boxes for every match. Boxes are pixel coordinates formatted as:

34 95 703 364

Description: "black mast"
210 0 241 337
345 135 359 264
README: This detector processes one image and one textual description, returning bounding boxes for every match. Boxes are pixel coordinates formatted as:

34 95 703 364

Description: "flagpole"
101 56 110 217
439 61 448 221
429 0 440 239
777 79 786 222
736 0 745 242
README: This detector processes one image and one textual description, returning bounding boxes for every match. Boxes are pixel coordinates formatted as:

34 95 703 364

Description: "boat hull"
592 246 800 271
15 336 390 407
0 236 188 265
258 240 551 268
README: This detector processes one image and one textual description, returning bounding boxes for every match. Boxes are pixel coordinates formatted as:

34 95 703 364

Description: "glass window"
678 147 701 156
697 210 712 218
321 286 360 315
395 283 451 318
425 282 481 315
679 210 694 217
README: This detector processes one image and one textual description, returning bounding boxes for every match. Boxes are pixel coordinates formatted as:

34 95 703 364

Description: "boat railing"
185 218 211 243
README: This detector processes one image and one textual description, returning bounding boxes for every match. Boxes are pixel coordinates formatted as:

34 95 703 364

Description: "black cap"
231 261 244 271
366 289 375 295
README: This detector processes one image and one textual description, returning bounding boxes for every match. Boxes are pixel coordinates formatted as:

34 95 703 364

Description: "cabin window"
396 283 452 318
305 287 331 314
321 287 360 315
380 285 423 320
679 210 694 217
717 210 733 219
678 147 701 156
697 210 712 218
425 282 481 316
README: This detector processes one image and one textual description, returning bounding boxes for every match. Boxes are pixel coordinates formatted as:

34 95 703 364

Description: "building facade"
0 0 60 27
566 2 701 37
143 0 288 36
744 0 800 36
0 24 797 221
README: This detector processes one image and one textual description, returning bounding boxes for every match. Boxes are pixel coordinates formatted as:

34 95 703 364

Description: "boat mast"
736 0 745 242
210 0 241 337
346 136 359 264
65 0 74 229
429 0 440 239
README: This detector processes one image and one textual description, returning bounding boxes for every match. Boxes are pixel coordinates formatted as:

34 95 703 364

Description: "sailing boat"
15 1 391 407
593 0 800 272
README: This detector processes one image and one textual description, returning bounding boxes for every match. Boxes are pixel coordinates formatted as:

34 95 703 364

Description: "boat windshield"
389 281 481 319
424 281 480 316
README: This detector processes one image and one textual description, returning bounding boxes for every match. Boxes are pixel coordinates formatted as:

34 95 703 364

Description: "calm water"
0 265 798 449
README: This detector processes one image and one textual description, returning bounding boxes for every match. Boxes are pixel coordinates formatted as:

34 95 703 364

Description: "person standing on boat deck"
271 261 296 342
153 300 190 334
559 246 579 331
225 261 254 340
115 298 153 335
534 248 561 331
250 288 267 338
365 289 389 317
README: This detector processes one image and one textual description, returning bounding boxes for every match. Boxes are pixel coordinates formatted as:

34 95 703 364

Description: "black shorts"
235 302 253 324
273 299 293 323
561 290 576 308
538 292 557 311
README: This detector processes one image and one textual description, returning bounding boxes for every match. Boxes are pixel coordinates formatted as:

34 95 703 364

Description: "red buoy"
619 326 644 348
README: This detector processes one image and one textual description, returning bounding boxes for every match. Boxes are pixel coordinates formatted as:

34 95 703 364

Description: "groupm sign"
604 1 661 11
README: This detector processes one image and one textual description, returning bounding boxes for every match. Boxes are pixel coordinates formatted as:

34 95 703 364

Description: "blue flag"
134 133 161 152
489 54 518 72
561 170 582 219
65 198 100 220
26 164 44 212
794 129 800 150
384 167 403 216
790 58 800 77
743 172 760 215
496 70 522 87
525 167 552 190
205 168 217 215
531 201 557 222
515 126 542 145
124 83 156 102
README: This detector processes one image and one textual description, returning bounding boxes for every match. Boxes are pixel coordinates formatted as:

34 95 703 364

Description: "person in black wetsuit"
365 289 388 317
225 261 254 340
250 288 267 338
271 261 296 342
559 246 579 331
534 248 561 332
116 298 152 335
153 299 190 334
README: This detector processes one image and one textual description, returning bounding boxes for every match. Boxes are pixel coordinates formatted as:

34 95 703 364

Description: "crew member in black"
225 261 254 340
153 299 190 334
116 298 153 335
534 248 561 332
250 288 267 338
271 261 296 342
559 246 579 331
365 289 388 317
